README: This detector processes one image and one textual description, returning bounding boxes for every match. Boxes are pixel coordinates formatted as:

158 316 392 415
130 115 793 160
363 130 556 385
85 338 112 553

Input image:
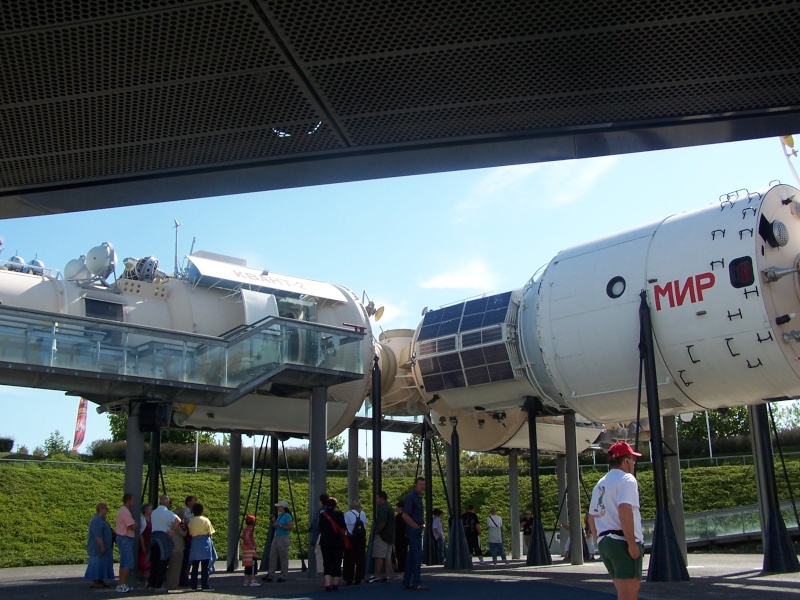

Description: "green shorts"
598 537 643 580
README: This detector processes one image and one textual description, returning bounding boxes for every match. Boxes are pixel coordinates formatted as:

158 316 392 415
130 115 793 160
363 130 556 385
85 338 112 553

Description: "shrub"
43 431 70 456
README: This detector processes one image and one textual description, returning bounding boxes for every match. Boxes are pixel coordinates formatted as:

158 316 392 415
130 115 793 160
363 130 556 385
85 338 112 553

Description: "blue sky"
1 136 797 458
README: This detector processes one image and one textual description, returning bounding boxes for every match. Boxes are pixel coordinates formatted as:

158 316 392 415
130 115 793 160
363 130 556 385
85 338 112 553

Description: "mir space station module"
4 183 800 454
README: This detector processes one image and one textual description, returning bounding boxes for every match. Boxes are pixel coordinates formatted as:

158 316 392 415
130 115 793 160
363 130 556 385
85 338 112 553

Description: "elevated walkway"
0 305 364 406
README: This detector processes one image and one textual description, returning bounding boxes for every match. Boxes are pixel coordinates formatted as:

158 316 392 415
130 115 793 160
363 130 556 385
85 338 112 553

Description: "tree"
677 406 750 440
43 430 70 456
770 400 800 431
107 413 216 444
327 435 345 456
402 433 448 465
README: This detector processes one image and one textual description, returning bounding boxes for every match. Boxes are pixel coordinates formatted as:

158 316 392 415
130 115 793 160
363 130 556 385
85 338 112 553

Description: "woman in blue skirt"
85 502 115 588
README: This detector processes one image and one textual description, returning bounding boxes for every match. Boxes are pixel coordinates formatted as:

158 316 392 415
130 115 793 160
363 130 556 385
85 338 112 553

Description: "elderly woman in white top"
486 506 508 565
342 498 368 585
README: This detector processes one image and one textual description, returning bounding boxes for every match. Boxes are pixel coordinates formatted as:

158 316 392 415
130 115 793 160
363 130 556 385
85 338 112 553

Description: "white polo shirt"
151 505 179 533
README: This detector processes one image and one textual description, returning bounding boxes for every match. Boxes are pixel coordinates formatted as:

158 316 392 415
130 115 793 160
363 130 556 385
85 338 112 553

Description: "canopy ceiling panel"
2 0 800 217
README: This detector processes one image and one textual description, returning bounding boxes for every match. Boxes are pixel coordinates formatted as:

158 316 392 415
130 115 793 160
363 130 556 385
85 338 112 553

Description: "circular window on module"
606 276 626 299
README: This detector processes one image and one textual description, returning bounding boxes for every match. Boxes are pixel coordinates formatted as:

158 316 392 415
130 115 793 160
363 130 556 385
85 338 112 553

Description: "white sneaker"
249 581 262 587
116 584 131 593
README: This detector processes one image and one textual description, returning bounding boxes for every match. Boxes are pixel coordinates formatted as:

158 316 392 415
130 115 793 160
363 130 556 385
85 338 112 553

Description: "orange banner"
71 398 88 451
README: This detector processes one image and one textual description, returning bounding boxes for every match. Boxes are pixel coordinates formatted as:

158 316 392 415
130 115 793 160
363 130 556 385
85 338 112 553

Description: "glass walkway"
0 304 365 406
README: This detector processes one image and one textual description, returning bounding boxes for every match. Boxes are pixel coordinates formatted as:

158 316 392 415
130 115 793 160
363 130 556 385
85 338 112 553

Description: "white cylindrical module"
0 251 374 439
394 184 800 450
376 329 425 415
521 183 800 423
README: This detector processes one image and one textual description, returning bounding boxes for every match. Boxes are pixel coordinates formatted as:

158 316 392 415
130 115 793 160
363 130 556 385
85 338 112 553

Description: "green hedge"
1 460 799 568
87 440 355 470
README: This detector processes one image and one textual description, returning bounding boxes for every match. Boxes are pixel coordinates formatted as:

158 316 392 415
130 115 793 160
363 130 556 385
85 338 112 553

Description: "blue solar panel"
422 373 445 392
460 313 484 331
437 319 460 336
422 309 444 325
488 362 514 382
458 292 512 333
437 353 462 372
460 347 486 368
437 338 456 353
482 308 507 327
416 291 515 391
418 324 439 341
465 365 492 386
442 304 464 320
442 370 467 389
487 291 512 310
463 296 488 315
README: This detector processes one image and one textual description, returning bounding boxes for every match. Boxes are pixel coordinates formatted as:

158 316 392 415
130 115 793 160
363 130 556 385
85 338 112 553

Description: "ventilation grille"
2 0 800 192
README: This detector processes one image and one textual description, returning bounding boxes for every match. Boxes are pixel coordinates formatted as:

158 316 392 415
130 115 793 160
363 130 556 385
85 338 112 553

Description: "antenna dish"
86 242 117 279
8 255 26 272
374 306 385 321
64 256 91 281
29 258 45 275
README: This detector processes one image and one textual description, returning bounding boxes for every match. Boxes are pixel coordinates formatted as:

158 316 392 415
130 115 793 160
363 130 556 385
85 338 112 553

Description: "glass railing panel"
223 318 364 385
0 307 364 392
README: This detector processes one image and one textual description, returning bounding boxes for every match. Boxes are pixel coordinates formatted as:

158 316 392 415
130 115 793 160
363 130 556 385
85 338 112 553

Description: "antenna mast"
173 219 181 277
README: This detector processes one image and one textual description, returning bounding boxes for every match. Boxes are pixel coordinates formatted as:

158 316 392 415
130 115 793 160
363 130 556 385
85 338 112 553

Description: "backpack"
463 512 476 533
349 511 366 539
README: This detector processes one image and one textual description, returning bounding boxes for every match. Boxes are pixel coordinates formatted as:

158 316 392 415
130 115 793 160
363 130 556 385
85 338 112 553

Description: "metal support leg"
227 433 241 572
308 386 328 578
262 435 279 571
371 356 382 496
124 400 145 573
348 424 359 503
663 415 688 564
509 451 521 560
556 455 567 557
524 397 552 566
148 431 161 508
444 420 471 570
423 422 435 564
750 403 800 573
639 292 689 582
565 412 584 565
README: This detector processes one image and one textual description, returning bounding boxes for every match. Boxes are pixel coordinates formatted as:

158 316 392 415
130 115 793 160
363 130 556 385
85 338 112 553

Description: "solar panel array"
416 292 516 393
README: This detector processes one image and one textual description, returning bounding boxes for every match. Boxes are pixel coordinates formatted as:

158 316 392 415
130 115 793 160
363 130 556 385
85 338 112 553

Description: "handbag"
322 511 351 550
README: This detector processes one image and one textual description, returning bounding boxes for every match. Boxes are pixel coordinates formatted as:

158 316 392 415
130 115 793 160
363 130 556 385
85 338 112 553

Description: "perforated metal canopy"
2 0 800 218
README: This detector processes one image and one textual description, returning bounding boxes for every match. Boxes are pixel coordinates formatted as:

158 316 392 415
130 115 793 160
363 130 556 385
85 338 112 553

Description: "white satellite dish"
85 242 117 280
64 256 91 281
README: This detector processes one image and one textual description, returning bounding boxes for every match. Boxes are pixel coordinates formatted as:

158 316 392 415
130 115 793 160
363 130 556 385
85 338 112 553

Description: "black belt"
598 529 624 538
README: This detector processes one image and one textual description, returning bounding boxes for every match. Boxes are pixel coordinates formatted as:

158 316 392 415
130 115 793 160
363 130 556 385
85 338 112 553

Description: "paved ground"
2 554 799 599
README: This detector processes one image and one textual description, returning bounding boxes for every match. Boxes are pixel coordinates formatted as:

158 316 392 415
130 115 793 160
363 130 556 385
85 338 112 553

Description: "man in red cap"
587 442 644 600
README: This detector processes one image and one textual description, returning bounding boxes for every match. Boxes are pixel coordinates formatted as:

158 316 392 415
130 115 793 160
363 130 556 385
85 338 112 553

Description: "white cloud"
370 300 410 331
455 156 619 222
546 155 619 206
419 259 498 291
